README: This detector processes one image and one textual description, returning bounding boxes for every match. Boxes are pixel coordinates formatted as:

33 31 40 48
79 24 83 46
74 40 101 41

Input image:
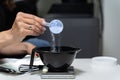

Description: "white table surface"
0 58 120 80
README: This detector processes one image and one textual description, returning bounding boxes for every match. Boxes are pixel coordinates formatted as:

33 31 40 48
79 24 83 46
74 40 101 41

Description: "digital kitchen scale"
40 66 75 79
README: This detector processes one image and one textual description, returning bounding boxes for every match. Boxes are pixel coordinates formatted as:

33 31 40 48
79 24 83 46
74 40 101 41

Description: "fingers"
15 12 46 36
20 18 41 27
26 25 45 36
35 52 40 57
18 18 46 32
17 12 45 25
17 22 45 36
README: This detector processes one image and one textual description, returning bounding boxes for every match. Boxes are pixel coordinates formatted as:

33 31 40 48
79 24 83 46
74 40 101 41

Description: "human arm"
0 12 46 56
0 42 35 57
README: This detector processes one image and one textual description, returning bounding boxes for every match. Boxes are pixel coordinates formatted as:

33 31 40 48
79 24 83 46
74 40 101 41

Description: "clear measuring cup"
44 19 64 34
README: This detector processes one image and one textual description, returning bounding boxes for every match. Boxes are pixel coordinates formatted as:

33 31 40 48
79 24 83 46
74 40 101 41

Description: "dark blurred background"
37 0 103 58
0 0 103 58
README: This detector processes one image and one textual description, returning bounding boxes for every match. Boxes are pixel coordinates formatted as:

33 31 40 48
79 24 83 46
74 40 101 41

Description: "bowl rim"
33 46 80 54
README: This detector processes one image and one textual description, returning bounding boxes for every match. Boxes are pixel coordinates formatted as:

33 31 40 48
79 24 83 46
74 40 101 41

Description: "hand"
9 12 46 42
0 41 40 57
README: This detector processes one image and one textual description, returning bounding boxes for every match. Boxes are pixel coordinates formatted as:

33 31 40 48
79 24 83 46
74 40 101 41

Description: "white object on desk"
91 56 118 72
0 55 43 73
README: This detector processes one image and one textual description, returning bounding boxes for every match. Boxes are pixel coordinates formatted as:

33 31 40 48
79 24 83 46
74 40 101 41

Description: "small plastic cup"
45 19 64 34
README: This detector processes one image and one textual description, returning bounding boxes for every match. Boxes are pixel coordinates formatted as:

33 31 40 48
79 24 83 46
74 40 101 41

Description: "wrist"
8 29 25 42
0 30 13 43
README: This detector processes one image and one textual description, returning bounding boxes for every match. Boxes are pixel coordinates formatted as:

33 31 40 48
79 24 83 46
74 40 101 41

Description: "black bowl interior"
31 46 80 72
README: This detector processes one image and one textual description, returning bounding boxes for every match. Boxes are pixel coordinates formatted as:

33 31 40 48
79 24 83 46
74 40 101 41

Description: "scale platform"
41 66 75 79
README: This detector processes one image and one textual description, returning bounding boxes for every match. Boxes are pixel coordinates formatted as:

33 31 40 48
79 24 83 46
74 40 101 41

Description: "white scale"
41 66 75 79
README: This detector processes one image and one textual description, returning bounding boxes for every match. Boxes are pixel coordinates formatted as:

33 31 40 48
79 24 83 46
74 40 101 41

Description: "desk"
0 58 120 80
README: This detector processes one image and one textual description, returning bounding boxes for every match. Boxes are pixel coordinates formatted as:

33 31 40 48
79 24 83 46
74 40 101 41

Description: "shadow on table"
75 68 85 76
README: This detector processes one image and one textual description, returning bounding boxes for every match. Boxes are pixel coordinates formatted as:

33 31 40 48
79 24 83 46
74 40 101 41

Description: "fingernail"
43 27 46 31
42 19 46 26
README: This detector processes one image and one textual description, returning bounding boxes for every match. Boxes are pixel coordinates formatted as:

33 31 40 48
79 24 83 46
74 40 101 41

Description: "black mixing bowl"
29 46 81 72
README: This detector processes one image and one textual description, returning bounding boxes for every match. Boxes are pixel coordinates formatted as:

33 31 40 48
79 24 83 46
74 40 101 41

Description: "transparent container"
45 19 64 34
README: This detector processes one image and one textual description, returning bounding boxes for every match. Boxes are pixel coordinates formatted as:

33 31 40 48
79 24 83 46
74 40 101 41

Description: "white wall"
103 0 120 63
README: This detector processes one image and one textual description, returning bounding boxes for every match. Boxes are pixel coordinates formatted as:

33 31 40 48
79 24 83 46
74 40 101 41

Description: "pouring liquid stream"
51 32 56 52
50 33 61 53
45 19 63 53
